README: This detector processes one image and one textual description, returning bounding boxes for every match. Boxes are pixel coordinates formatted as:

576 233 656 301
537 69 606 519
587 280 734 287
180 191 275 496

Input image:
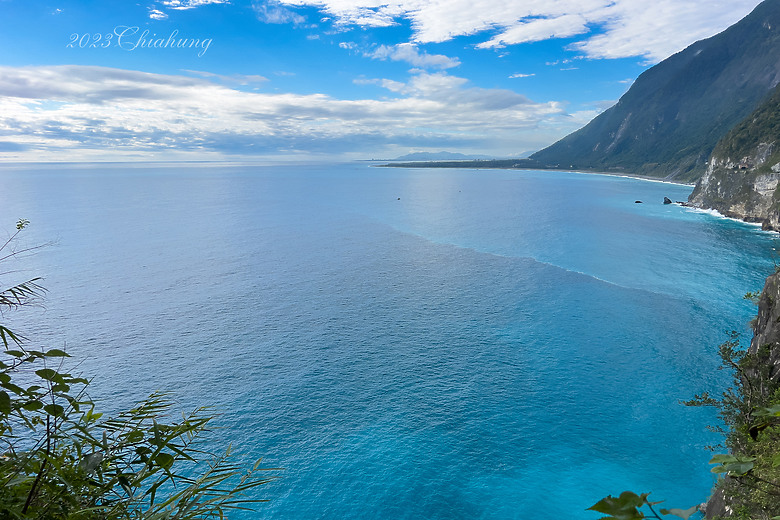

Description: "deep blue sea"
0 162 777 519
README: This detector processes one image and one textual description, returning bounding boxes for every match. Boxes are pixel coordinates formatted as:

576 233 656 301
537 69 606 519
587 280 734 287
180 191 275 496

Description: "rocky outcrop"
688 147 780 231
688 79 780 230
748 272 780 387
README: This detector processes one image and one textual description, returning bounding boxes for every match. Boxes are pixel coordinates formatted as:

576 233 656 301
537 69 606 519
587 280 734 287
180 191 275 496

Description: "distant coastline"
375 159 695 186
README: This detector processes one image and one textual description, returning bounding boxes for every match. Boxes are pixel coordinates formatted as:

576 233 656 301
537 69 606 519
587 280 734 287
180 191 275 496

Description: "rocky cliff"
747 272 780 393
704 271 780 519
688 83 780 230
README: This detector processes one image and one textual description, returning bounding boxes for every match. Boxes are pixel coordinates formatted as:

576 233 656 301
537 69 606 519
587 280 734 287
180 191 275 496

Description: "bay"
0 162 776 519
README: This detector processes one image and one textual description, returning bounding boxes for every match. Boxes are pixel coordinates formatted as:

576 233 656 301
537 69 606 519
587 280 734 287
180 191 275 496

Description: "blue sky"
0 0 765 161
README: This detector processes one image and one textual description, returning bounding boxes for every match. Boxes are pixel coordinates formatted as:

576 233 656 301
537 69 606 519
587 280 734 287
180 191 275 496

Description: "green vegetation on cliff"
687 81 780 229
710 83 780 174
694 274 780 519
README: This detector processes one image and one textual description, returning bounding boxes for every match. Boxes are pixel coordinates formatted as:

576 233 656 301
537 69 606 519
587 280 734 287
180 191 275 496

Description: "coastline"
556 168 695 187
373 161 695 187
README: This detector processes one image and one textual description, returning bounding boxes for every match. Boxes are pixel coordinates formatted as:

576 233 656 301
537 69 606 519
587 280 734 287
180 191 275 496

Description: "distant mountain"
531 0 780 182
689 82 780 229
390 151 497 161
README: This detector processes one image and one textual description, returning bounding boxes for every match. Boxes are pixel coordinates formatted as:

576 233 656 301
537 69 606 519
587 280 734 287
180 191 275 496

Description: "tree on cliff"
0 220 278 519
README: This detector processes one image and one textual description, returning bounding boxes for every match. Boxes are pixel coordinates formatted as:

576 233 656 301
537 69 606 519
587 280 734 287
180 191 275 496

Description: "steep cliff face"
688 83 780 230
704 272 780 519
748 272 780 386
531 0 780 182
689 149 780 230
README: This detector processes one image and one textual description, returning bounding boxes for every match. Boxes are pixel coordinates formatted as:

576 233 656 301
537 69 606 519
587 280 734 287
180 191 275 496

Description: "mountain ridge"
530 0 780 182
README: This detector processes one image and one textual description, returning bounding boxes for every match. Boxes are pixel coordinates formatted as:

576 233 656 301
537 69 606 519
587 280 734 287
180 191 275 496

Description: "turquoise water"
0 163 776 519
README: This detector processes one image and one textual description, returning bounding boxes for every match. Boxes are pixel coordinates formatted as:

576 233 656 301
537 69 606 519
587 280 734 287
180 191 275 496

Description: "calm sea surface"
0 162 776 519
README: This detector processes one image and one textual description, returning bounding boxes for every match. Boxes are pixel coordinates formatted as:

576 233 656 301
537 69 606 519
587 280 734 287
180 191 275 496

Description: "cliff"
703 271 780 518
530 0 780 182
688 83 780 230
747 272 780 390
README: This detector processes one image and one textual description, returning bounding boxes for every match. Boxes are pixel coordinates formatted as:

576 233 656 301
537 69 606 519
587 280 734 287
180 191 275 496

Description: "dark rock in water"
663 197 673 204
635 200 643 203
676 201 691 206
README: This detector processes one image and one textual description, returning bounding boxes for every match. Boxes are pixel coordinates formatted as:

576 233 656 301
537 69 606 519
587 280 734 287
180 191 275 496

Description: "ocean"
0 162 776 519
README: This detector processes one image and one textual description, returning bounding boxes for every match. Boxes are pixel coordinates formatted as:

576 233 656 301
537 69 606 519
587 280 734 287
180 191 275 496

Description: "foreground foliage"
587 491 697 520
0 220 277 519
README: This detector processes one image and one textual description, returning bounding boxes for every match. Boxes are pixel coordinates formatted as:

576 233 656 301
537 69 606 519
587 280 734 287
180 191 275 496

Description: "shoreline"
553 168 695 187
374 161 696 187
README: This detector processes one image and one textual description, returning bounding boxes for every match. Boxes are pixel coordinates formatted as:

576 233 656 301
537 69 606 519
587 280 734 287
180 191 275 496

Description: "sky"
0 0 767 162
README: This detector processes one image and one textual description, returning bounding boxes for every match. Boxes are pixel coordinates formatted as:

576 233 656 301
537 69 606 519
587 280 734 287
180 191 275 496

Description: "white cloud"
149 8 169 20
567 0 760 61
477 13 589 48
367 43 460 69
183 70 269 85
0 65 575 160
160 0 229 9
278 0 763 62
252 0 305 24
509 73 535 79
354 77 406 93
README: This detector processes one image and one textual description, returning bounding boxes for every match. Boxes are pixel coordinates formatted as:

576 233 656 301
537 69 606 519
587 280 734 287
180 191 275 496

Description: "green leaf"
709 454 738 464
709 453 756 473
44 349 70 357
587 491 646 520
35 368 58 381
125 430 144 442
728 461 755 474
22 400 43 411
0 391 10 414
43 403 65 417
660 506 699 519
710 454 755 475
754 404 780 417
4 350 25 358
155 452 175 469
118 474 133 496
0 325 25 348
